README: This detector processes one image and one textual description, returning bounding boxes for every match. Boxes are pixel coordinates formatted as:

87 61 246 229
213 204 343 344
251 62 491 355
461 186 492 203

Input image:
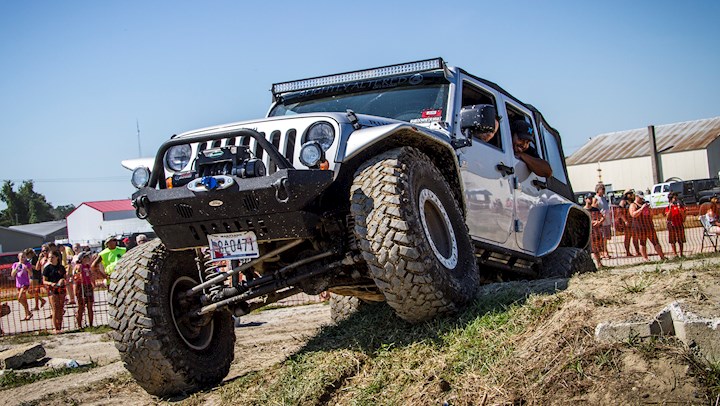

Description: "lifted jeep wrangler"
111 58 594 396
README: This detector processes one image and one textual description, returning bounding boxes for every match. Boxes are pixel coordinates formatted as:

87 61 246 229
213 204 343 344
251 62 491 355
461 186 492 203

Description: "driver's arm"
516 151 553 178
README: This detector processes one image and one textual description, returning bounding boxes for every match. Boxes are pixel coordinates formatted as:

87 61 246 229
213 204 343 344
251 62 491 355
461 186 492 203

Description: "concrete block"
669 302 720 363
0 344 46 370
596 301 720 363
650 306 675 336
595 321 654 343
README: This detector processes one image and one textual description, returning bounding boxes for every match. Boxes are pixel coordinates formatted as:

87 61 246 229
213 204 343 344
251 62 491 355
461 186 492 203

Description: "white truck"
648 182 677 208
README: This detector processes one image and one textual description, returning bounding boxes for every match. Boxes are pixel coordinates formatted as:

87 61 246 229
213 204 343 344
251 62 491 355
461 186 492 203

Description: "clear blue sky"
1 1 718 209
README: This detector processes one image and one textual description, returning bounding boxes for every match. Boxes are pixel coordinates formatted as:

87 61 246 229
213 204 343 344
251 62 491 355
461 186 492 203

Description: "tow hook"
273 177 290 203
133 195 149 219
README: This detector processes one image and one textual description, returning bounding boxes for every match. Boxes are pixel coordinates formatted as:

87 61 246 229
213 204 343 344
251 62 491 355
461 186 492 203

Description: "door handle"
532 179 548 190
496 163 514 176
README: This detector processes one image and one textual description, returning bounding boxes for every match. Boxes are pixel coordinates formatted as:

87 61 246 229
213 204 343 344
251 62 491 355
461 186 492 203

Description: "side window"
539 123 568 184
460 81 502 150
653 185 661 193
505 104 540 156
662 185 669 193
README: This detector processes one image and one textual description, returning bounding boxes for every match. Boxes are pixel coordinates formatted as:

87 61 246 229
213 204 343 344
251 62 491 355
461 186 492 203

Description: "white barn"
567 117 720 193
66 199 153 245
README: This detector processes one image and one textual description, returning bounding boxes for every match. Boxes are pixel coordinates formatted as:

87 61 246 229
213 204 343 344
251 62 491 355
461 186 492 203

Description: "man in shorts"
92 236 127 279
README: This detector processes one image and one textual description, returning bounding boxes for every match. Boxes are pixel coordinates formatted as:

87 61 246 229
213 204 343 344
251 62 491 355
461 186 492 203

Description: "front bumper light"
165 144 192 171
299 141 324 167
131 166 150 189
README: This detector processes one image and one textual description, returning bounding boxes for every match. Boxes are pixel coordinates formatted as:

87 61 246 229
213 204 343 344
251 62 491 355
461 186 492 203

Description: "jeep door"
503 99 547 254
455 78 514 244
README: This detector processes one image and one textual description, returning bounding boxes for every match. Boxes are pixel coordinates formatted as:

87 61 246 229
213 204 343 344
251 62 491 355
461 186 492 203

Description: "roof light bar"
272 58 444 95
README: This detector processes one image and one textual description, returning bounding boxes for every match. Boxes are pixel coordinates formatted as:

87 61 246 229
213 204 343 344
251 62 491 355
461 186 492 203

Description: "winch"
196 145 266 179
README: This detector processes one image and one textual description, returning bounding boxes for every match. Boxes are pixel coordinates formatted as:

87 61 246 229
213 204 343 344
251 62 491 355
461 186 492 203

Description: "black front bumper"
132 169 334 250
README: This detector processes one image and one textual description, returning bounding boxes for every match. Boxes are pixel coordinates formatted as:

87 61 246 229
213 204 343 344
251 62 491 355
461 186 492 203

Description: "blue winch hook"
201 176 219 190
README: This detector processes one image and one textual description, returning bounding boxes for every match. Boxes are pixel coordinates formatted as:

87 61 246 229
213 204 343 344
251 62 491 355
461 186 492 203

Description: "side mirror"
460 104 497 133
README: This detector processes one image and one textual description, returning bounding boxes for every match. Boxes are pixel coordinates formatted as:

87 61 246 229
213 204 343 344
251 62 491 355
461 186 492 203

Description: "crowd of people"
3 234 148 335
584 183 720 267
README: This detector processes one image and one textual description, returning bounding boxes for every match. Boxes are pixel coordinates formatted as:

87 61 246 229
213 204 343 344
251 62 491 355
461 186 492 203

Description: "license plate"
208 231 260 262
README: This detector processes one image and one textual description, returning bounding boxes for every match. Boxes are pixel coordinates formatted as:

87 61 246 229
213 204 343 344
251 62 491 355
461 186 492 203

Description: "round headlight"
165 144 192 171
305 122 335 151
299 141 323 167
131 166 150 189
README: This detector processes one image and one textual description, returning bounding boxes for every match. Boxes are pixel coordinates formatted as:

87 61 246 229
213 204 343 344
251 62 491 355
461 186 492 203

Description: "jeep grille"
196 129 297 175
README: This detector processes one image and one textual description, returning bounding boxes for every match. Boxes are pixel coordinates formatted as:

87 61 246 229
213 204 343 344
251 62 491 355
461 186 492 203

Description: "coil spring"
197 250 225 283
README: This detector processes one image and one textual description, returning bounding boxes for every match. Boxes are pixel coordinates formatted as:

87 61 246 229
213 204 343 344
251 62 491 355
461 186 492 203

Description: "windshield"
270 83 450 123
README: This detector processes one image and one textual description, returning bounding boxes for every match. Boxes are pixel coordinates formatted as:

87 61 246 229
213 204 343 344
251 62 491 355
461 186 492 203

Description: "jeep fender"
537 203 591 257
341 124 465 213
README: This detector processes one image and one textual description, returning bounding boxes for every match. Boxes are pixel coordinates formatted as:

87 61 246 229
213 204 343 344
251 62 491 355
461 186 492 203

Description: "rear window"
669 182 684 192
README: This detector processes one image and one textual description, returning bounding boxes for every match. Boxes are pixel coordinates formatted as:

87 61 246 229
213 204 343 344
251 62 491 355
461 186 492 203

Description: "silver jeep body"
125 59 588 263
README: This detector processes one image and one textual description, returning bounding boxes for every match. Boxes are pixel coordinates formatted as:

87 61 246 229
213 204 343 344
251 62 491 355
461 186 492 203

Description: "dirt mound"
0 257 718 405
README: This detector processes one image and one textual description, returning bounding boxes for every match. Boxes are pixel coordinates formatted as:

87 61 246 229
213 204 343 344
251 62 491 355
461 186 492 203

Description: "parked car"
649 178 720 208
0 252 19 283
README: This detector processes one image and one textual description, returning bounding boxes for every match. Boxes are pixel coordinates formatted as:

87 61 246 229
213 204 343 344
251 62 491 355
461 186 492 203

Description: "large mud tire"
109 239 235 397
351 147 479 323
538 247 597 278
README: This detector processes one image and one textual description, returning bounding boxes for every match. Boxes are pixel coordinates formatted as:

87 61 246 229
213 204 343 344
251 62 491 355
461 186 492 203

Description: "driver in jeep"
511 120 553 178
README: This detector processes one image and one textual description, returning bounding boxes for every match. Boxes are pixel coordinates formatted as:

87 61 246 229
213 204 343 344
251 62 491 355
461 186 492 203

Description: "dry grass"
211 261 720 405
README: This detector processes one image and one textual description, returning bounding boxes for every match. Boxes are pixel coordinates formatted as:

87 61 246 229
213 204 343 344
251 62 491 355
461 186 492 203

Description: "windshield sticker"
410 117 442 124
422 109 442 118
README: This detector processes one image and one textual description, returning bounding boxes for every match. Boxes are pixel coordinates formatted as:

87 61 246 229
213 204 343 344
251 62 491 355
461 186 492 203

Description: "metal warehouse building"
566 116 720 193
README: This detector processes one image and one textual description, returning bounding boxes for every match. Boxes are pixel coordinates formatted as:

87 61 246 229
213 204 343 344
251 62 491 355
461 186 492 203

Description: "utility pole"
648 125 660 184
136 119 142 157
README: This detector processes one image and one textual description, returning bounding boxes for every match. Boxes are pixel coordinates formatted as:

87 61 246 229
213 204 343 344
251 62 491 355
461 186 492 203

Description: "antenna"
136 119 142 157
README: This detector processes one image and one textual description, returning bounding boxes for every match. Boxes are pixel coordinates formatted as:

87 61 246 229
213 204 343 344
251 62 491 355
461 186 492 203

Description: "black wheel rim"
170 276 214 350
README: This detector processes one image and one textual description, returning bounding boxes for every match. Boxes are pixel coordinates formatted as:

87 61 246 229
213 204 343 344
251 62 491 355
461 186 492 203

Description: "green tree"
0 181 25 226
0 180 65 226
52 204 76 219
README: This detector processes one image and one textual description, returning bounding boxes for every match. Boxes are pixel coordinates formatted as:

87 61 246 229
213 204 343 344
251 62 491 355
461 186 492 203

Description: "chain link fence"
592 203 718 267
0 273 326 336
2 205 716 336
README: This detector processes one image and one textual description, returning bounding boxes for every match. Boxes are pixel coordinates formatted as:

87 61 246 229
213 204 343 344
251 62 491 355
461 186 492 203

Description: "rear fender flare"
537 203 591 257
